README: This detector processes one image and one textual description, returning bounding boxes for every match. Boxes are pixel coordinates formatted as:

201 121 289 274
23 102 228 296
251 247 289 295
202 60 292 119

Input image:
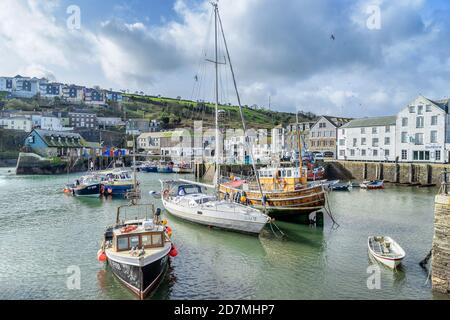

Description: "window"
385 149 390 157
311 132 315 137
402 150 407 160
409 106 415 113
436 150 441 161
350 149 355 156
339 150 345 157
373 150 378 156
385 137 390 145
372 138 379 147
416 116 424 128
431 116 438 126
353 138 357 147
130 236 139 248
372 127 378 134
426 105 432 112
401 132 407 143
361 137 366 145
361 149 366 156
117 237 129 251
402 118 408 127
415 133 424 145
431 131 438 143
385 126 391 133
413 151 430 161
418 105 423 115
339 139 345 146
329 131 334 137
361 128 365 134
341 129 345 135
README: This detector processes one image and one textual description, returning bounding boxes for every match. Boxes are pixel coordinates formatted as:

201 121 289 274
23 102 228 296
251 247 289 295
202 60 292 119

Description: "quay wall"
15 152 132 175
326 161 450 185
432 194 450 295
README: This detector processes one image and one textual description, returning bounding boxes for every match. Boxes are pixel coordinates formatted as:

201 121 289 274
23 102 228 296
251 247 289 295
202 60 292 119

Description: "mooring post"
431 169 450 295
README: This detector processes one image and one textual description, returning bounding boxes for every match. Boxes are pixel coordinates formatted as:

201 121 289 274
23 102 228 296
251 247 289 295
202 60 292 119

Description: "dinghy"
368 236 405 269
360 180 384 190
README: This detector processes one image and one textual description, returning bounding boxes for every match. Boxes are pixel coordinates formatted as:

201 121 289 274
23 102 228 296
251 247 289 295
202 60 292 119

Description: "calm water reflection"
0 168 447 300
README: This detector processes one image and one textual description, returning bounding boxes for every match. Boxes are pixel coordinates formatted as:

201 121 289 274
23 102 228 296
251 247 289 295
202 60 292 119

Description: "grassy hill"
121 94 316 130
0 93 317 130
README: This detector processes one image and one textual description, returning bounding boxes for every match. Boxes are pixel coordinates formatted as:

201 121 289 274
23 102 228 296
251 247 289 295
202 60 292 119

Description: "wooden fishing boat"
368 236 405 269
360 180 384 190
72 175 101 197
219 167 326 223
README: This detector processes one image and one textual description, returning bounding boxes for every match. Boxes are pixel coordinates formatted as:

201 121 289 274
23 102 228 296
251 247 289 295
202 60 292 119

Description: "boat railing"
116 203 155 225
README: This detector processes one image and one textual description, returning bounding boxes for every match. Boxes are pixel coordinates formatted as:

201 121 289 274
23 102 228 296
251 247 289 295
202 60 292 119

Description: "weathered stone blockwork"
432 195 450 294
329 161 450 185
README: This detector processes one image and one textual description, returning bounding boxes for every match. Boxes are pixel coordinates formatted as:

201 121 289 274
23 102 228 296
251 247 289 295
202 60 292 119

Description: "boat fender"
97 249 107 262
166 226 173 237
162 219 168 226
169 245 178 257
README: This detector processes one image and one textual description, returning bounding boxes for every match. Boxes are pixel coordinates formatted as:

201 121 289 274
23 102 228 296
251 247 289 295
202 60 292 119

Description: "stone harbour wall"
432 194 450 295
326 160 450 185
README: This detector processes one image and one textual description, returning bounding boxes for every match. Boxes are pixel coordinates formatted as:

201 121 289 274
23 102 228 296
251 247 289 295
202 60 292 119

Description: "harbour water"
0 167 448 300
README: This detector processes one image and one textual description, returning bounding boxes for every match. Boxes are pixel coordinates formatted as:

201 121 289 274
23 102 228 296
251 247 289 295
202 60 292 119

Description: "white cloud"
1 0 450 118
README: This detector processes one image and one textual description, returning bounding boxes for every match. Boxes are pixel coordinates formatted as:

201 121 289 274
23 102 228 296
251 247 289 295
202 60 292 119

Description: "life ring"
121 225 137 233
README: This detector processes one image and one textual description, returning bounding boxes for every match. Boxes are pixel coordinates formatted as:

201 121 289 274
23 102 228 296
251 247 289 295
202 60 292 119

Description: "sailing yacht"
160 2 269 235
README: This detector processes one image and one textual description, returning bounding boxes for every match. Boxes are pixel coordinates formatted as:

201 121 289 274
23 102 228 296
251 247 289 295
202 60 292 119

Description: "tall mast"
217 6 265 203
296 112 303 171
213 2 220 189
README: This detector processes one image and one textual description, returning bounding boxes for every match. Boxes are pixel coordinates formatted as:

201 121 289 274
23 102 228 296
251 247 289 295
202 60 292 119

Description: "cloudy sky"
1 0 450 117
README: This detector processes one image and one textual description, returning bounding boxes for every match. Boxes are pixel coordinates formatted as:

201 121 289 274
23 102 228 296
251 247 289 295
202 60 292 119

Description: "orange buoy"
169 245 178 257
97 249 107 262
166 226 173 237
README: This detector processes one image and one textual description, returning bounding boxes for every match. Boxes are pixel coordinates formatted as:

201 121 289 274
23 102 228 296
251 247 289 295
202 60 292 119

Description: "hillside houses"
0 75 122 106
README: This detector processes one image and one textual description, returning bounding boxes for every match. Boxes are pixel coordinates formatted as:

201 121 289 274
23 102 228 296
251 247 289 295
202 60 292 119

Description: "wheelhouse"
258 167 308 191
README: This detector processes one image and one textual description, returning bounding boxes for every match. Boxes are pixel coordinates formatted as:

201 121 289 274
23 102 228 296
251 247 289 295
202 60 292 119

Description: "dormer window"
409 106 415 113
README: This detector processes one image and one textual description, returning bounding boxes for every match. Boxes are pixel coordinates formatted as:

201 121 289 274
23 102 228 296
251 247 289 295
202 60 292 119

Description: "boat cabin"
258 167 308 191
113 226 165 252
176 184 203 196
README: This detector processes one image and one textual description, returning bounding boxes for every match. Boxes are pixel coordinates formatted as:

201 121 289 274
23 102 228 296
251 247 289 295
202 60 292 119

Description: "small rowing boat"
360 180 384 190
368 236 405 269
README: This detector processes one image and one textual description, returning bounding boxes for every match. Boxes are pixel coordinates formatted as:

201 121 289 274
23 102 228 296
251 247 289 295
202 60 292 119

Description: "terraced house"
309 116 352 158
396 95 450 163
337 116 397 161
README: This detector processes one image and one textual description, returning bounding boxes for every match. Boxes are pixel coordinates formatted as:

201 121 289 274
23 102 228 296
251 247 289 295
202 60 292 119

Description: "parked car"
323 151 334 158
313 152 324 161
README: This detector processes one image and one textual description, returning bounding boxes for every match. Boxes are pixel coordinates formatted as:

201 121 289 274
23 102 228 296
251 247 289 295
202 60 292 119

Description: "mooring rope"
269 219 286 239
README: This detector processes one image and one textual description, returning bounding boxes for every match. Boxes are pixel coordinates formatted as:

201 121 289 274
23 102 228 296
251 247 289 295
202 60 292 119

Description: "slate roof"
322 115 353 127
342 116 397 129
33 129 87 148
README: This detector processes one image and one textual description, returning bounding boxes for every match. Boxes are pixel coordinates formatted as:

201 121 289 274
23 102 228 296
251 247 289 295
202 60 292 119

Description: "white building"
0 117 33 132
337 116 397 162
62 85 84 103
41 116 64 131
39 82 63 99
271 126 287 158
396 95 449 163
12 76 42 98
98 117 125 128
0 77 14 92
